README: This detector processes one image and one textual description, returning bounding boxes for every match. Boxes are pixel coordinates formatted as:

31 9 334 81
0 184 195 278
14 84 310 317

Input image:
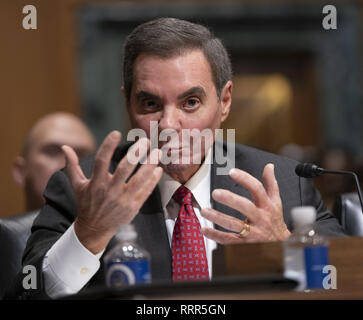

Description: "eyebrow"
177 86 206 100
135 86 206 102
40 143 62 152
135 91 161 101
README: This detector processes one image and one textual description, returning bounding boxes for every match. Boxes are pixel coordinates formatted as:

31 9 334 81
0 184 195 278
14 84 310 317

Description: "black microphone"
295 163 324 178
295 162 363 213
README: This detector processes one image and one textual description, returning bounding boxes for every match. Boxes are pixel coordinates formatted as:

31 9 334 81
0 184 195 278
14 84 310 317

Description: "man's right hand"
61 131 163 254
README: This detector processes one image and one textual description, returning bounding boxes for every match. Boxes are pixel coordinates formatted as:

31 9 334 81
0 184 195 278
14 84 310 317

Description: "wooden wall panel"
0 0 80 217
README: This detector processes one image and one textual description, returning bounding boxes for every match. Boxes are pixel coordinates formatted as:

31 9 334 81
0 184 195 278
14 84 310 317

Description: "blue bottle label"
304 246 329 289
105 259 151 287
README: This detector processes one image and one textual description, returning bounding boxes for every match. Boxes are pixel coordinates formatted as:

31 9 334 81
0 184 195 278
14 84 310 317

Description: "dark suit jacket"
0 210 39 299
15 141 346 299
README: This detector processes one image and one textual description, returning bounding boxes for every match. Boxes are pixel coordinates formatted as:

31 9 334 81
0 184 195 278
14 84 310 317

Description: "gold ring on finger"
238 219 250 238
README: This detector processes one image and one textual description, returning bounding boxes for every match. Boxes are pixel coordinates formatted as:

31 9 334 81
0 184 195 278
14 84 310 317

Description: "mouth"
160 142 188 150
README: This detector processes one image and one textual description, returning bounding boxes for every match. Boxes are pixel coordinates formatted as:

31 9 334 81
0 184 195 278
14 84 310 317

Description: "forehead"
28 118 92 151
132 50 215 96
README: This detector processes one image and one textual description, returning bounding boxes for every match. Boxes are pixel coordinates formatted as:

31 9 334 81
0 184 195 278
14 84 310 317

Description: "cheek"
29 155 66 182
181 107 221 132
131 113 160 138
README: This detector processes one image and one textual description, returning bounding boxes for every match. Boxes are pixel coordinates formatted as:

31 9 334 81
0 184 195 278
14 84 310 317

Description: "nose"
158 105 182 133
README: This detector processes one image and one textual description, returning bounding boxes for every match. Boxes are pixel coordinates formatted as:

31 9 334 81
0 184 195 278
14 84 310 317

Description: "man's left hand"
201 163 291 244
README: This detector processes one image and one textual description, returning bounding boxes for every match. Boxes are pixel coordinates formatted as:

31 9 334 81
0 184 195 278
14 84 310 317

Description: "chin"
161 162 196 174
159 148 206 179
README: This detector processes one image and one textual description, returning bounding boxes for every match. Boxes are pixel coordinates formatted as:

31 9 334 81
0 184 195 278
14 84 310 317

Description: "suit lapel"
102 186 172 284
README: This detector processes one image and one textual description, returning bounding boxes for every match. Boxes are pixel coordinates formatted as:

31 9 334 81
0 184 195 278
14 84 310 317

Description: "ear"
12 156 27 188
220 80 232 123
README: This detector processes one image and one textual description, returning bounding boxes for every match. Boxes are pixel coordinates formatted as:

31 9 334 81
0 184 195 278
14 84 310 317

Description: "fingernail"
212 189 221 198
110 131 121 140
229 168 237 177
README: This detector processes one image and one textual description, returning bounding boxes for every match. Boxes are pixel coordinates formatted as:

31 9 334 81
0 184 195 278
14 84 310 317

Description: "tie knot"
172 185 193 205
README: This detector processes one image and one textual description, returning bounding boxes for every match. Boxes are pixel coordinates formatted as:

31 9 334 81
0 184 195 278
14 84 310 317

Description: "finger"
211 189 257 223
201 227 246 245
127 148 162 195
201 208 245 233
132 166 163 210
229 168 270 207
110 137 150 187
62 145 87 190
128 167 163 214
91 131 121 183
262 163 281 204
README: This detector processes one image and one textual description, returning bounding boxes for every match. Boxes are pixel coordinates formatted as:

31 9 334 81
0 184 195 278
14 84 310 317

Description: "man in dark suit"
17 17 345 299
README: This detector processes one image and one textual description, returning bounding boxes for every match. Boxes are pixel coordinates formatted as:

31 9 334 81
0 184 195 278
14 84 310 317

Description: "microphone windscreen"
295 163 319 178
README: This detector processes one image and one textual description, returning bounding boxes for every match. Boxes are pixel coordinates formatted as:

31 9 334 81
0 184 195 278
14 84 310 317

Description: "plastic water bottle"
283 206 329 291
103 224 151 287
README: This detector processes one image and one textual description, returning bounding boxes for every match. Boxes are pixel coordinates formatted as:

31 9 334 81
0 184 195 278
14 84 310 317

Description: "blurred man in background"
11 112 96 212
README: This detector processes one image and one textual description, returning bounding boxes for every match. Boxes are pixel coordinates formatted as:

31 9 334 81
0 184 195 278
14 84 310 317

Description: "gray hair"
123 17 232 101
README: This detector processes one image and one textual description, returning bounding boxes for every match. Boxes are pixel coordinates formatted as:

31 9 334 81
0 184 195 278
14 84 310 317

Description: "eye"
184 97 200 109
42 145 63 158
145 100 156 108
142 100 160 111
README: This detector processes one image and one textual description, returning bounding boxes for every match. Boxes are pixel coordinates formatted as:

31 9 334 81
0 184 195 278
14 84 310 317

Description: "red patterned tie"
171 185 209 282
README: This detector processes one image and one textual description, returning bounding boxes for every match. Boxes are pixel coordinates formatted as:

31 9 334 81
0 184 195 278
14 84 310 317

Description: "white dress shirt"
42 148 216 298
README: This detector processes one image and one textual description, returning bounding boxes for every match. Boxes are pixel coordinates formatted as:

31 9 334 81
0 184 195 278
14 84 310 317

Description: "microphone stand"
321 169 363 212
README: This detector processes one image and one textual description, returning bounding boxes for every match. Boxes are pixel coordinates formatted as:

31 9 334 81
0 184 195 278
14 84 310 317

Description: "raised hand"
201 164 291 244
61 131 163 254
